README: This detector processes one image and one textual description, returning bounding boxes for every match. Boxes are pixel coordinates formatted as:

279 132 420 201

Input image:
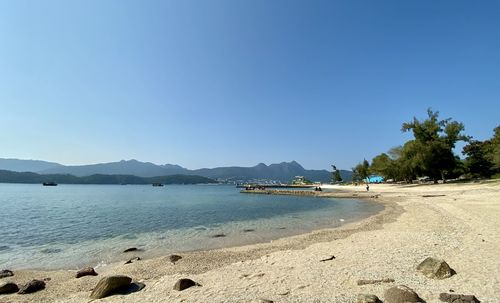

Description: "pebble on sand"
76 267 98 278
173 278 200 291
0 282 19 294
0 270 13 279
90 275 132 299
384 285 422 303
18 280 46 294
416 257 454 279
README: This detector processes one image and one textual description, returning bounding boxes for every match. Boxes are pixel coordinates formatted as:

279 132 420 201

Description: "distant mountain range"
0 158 352 183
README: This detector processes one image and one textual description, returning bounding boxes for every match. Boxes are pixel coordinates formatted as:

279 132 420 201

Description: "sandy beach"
1 181 499 303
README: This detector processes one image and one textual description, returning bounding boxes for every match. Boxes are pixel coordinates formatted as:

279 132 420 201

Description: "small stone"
416 257 454 279
0 270 13 279
90 275 132 299
384 285 422 303
18 280 46 294
173 278 200 291
124 257 141 265
123 247 139 253
439 293 480 303
357 293 382 303
0 282 19 294
169 255 182 263
76 267 98 278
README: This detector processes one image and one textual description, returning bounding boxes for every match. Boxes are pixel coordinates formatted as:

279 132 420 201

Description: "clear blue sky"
1 0 499 170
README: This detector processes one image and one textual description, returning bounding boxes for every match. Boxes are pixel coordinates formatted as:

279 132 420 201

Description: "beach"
1 181 499 302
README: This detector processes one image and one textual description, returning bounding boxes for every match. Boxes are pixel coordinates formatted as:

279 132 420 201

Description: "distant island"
0 170 216 185
0 159 353 183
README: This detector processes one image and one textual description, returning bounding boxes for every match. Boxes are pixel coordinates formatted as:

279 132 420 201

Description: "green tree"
401 109 469 182
463 140 494 178
331 165 343 183
334 170 343 182
353 159 370 182
489 126 500 172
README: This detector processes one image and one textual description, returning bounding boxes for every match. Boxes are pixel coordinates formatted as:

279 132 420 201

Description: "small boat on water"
42 182 58 186
152 183 164 187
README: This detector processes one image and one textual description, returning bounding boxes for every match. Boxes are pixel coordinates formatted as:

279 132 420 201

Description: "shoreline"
2 192 384 272
1 181 498 302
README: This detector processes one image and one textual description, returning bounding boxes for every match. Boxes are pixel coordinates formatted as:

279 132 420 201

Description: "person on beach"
366 184 369 191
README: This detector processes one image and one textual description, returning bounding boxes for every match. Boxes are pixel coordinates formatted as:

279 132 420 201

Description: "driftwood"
357 278 395 285
320 255 336 262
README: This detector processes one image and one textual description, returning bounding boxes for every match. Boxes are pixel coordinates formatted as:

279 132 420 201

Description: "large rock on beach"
76 267 98 278
357 293 382 303
439 293 480 303
173 278 200 291
0 282 19 294
169 254 182 263
416 257 454 279
384 285 422 303
90 275 132 299
18 280 46 294
0 270 13 279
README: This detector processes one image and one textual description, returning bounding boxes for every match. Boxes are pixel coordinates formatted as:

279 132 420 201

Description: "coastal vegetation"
0 170 216 185
354 109 499 183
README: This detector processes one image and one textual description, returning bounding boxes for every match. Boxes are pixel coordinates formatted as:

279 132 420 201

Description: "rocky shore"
1 181 498 302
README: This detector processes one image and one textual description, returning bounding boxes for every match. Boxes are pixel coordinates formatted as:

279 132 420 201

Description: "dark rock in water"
173 278 200 291
90 275 132 299
18 280 46 294
0 282 19 294
121 234 138 240
0 270 13 279
243 229 255 232
123 247 139 253
357 293 382 303
416 257 454 279
439 293 480 303
384 285 422 303
258 299 274 303
169 255 182 264
124 257 141 265
76 267 98 278
40 248 63 254
211 233 226 238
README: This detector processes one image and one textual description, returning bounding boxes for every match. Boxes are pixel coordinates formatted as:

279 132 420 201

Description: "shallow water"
0 184 382 270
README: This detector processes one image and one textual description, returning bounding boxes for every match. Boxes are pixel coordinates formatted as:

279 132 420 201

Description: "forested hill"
0 170 216 185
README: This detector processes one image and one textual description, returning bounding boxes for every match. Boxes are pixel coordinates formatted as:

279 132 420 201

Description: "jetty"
236 184 315 189
240 188 380 199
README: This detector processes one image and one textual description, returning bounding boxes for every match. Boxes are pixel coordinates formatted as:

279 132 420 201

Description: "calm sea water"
0 184 382 270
